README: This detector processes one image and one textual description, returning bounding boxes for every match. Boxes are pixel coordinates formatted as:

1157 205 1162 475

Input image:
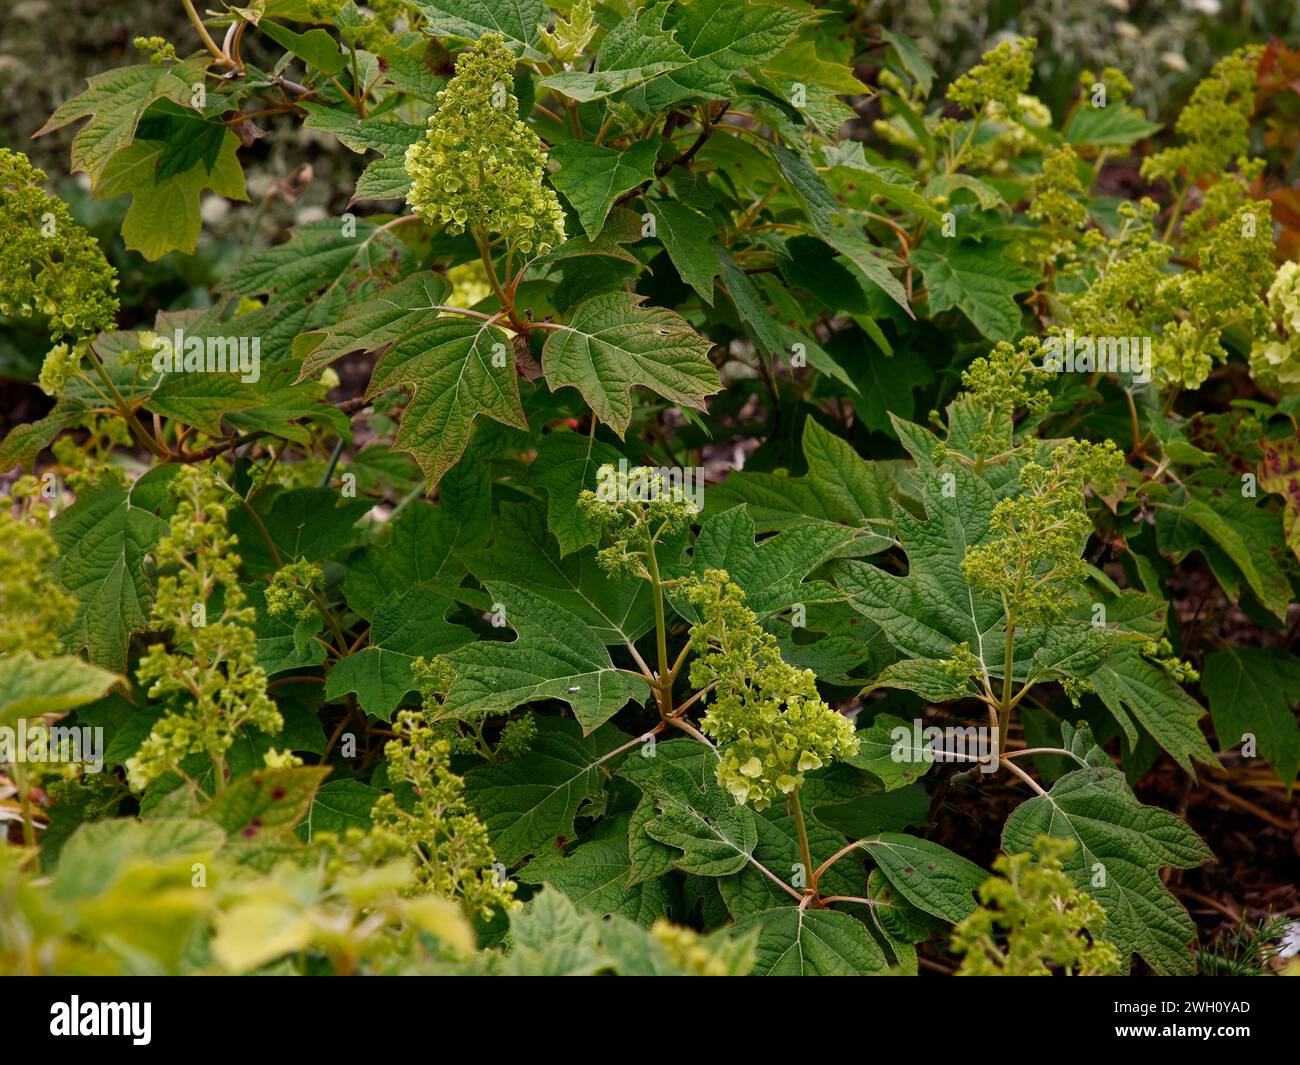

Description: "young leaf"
1202 646 1300 790
539 3 691 102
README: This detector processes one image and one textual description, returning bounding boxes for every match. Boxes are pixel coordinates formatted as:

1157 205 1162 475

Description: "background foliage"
2 0 1299 976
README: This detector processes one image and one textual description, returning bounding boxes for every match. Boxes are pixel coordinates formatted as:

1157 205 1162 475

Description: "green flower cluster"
1066 195 1275 391
1079 66 1133 103
0 148 118 341
265 560 324 621
946 37 1036 115
126 466 281 793
961 440 1124 626
1141 47 1262 186
955 337 1054 462
1066 199 1170 340
409 655 536 759
370 697 518 920
649 920 754 976
578 464 697 578
132 35 176 64
685 571 858 810
1028 145 1088 235
1250 260 1300 393
1153 202 1274 390
0 479 76 658
404 33 566 255
952 835 1121 976
51 413 132 492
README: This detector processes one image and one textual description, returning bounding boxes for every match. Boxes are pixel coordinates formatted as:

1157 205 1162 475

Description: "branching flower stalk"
579 465 696 721
126 466 282 794
961 440 1124 752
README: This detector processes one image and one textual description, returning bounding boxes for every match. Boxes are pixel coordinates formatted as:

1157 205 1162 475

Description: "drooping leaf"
648 195 719 304
34 56 212 184
862 834 987 923
550 136 662 239
52 465 177 671
1202 646 1300 790
731 907 888 975
0 653 121 726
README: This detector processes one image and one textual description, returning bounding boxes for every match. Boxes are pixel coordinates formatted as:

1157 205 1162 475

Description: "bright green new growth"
1154 201 1275 389
538 0 596 63
126 467 281 792
685 570 858 810
961 439 1124 626
952 835 1122 976
953 336 1054 464
0 148 118 341
1028 145 1088 234
0 479 76 658
404 33 566 255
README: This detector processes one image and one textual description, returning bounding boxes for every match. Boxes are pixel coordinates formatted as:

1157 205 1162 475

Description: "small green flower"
369 691 518 919
1028 145 1088 234
1141 47 1262 186
132 35 176 64
958 337 1055 462
265 560 324 621
0 487 76 658
961 440 1124 626
578 464 697 579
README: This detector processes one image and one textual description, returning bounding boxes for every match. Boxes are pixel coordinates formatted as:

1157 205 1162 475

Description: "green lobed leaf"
542 291 719 436
1002 762 1213 975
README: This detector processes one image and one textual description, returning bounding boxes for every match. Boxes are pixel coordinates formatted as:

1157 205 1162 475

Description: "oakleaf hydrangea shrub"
1 1 1297 979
